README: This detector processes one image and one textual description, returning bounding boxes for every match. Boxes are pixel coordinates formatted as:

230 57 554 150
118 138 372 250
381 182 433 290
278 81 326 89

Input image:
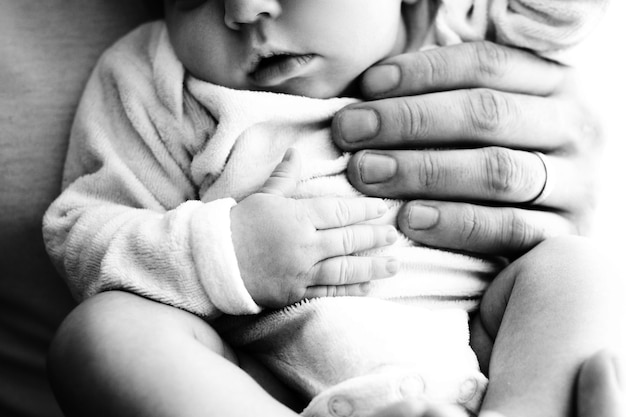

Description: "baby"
44 0 611 416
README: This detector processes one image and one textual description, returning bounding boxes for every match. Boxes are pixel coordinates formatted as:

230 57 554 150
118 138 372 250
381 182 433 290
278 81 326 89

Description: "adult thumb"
259 148 302 197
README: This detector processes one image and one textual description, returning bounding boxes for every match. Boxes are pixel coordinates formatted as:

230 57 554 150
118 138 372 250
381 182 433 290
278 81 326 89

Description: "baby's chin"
254 77 361 100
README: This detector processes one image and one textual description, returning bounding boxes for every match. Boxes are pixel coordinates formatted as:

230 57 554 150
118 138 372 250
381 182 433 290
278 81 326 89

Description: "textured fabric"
42 22 497 415
187 74 499 309
43 24 261 318
44 23 499 320
218 297 487 416
435 0 608 62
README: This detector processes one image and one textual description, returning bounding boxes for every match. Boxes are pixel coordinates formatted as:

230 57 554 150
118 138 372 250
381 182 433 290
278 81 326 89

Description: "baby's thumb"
259 148 302 197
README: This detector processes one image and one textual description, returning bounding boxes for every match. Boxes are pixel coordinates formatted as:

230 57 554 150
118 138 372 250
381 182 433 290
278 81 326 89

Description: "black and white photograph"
1 1 624 416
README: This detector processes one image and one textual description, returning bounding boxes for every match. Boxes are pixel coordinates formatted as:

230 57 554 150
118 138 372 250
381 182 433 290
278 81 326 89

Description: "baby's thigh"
473 236 618 361
49 292 304 415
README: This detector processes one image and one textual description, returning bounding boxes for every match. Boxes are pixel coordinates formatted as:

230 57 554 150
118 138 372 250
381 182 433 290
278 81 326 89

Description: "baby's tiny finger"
310 256 399 287
320 224 398 257
306 197 389 230
302 283 371 300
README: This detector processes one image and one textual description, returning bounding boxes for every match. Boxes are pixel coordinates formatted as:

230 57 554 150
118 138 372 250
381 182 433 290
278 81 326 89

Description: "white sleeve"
43 23 261 318
435 0 607 62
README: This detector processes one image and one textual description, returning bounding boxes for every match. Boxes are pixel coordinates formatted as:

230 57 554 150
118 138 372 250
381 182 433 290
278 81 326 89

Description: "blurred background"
581 0 626 248
576 0 626 351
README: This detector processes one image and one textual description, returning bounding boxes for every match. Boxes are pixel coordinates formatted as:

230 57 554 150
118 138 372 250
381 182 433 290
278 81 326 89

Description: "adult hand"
333 42 602 256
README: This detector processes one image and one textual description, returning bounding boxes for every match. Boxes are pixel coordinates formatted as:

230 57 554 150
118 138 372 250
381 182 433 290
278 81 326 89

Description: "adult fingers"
397 201 574 256
333 89 586 151
259 148 301 196
347 148 586 212
360 42 566 99
318 224 398 259
577 350 625 417
303 256 398 297
303 197 389 230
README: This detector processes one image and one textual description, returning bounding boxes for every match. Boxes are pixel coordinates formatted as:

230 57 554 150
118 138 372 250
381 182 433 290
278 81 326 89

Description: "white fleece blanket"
435 0 607 63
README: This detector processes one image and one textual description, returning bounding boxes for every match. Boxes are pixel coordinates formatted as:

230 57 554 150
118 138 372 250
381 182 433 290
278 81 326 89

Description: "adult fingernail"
359 153 397 184
408 205 439 230
337 108 380 143
362 64 401 96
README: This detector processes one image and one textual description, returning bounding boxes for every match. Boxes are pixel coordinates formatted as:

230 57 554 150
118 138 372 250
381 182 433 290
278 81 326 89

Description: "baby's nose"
224 0 282 30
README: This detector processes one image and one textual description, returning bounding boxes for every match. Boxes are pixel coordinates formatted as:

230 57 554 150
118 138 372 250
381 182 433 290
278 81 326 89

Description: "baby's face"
166 0 411 98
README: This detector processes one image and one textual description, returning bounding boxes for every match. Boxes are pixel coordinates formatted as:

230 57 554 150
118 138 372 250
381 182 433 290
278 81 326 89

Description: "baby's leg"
48 291 304 417
471 236 620 416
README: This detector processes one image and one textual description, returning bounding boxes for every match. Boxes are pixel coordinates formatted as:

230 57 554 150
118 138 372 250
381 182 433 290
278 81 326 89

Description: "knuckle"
502 210 542 253
483 147 523 196
420 48 450 86
336 258 352 285
334 200 352 226
335 286 348 297
471 41 511 80
326 286 338 298
397 99 430 141
466 89 512 135
415 151 442 191
460 205 484 245
342 229 357 254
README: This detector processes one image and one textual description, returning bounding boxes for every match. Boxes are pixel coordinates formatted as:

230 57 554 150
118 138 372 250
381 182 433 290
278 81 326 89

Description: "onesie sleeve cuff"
191 198 262 315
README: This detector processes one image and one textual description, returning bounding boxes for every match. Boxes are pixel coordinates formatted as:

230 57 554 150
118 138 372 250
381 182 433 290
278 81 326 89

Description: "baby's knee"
515 235 611 293
520 236 616 291
51 291 176 349
524 235 602 267
48 291 145 394
49 291 139 359
478 236 614 336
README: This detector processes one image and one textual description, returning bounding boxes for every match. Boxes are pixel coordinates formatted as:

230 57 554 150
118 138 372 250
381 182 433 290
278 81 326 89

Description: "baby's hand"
231 149 399 309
